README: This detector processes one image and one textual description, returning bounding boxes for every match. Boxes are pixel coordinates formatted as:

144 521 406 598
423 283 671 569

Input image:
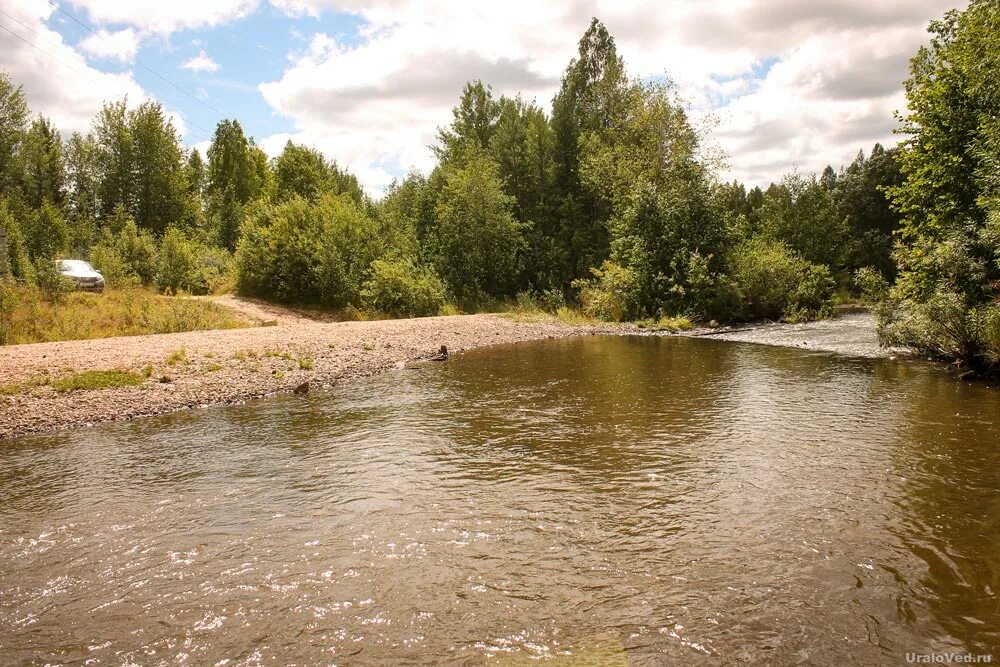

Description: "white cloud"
78 27 139 62
66 0 259 36
260 0 965 193
181 50 220 73
0 0 146 133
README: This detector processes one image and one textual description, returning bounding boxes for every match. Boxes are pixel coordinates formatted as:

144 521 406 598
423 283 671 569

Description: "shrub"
33 257 72 303
90 218 157 287
729 237 835 321
236 194 382 306
156 228 232 295
572 261 641 322
360 258 446 317
0 277 15 345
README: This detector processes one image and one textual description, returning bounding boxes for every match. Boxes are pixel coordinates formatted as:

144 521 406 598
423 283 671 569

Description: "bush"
236 194 382 306
0 277 15 345
33 257 72 303
572 261 641 322
90 218 157 287
360 258 446 317
729 237 835 321
514 287 567 314
156 228 232 295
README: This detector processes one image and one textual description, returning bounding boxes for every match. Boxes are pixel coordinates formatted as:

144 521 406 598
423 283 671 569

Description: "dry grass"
0 287 252 345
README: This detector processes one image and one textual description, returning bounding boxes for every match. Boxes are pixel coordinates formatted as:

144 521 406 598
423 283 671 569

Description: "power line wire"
54 4 229 121
0 8 218 140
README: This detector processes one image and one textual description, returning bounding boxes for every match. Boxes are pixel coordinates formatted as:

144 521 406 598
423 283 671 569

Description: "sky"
0 0 967 197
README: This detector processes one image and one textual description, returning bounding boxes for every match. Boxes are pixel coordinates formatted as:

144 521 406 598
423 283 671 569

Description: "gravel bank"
0 314 619 440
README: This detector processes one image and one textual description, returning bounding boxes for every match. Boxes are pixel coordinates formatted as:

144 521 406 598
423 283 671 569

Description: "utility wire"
54 4 229 121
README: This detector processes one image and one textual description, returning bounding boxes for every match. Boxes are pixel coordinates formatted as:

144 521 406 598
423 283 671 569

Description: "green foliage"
729 237 835 321
92 100 188 236
759 172 847 269
550 18 629 280
156 227 232 295
33 256 72 303
572 261 640 322
19 116 65 208
0 199 32 280
90 213 157 286
432 152 527 303
360 258 447 317
832 144 903 277
582 82 732 319
273 141 364 204
236 193 381 306
0 72 29 192
0 277 15 344
206 119 268 248
877 0 1000 370
22 200 68 261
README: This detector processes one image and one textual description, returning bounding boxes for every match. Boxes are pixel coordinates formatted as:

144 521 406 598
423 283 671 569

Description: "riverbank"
0 308 899 441
0 314 624 440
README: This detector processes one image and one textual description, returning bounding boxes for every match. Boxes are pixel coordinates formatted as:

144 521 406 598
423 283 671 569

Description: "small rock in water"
294 381 310 394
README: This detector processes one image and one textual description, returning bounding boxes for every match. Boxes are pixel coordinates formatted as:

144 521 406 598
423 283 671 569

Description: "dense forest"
0 1 998 372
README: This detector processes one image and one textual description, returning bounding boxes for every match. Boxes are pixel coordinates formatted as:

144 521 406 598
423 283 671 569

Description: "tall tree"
128 101 188 235
833 144 903 277
759 172 847 270
206 119 266 248
550 18 629 281
877 0 1000 369
64 132 100 223
432 151 527 302
93 100 134 219
19 116 65 209
0 72 29 193
436 81 501 161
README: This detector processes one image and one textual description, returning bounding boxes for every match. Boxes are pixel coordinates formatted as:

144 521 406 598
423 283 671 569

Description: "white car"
56 259 106 292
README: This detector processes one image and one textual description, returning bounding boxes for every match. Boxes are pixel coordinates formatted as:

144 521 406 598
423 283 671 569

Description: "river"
1 336 997 665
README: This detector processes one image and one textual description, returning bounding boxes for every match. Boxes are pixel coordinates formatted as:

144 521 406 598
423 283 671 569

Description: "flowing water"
1 336 998 665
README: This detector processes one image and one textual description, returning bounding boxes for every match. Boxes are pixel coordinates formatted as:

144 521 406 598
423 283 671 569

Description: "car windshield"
58 260 94 272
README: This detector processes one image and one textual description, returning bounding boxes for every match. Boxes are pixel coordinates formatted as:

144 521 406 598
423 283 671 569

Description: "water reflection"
0 335 997 665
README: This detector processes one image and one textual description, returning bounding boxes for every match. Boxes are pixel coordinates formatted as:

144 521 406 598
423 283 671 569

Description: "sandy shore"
0 314 619 440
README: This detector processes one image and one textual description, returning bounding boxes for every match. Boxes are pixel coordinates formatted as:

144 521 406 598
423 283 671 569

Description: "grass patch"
0 287 252 345
298 357 314 370
51 370 144 392
165 348 188 366
635 316 694 332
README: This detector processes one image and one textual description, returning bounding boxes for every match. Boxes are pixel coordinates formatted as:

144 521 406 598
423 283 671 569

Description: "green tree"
759 172 847 270
878 0 1000 370
432 152 526 303
130 101 188 235
23 199 68 261
833 144 903 277
19 116 64 209
271 141 362 204
0 199 31 279
581 82 733 319
550 18 629 281
0 72 29 193
236 193 381 306
93 100 134 218
436 81 501 160
64 132 100 250
206 119 267 248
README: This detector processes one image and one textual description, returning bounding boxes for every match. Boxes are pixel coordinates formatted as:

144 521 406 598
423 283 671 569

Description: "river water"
1 336 997 665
